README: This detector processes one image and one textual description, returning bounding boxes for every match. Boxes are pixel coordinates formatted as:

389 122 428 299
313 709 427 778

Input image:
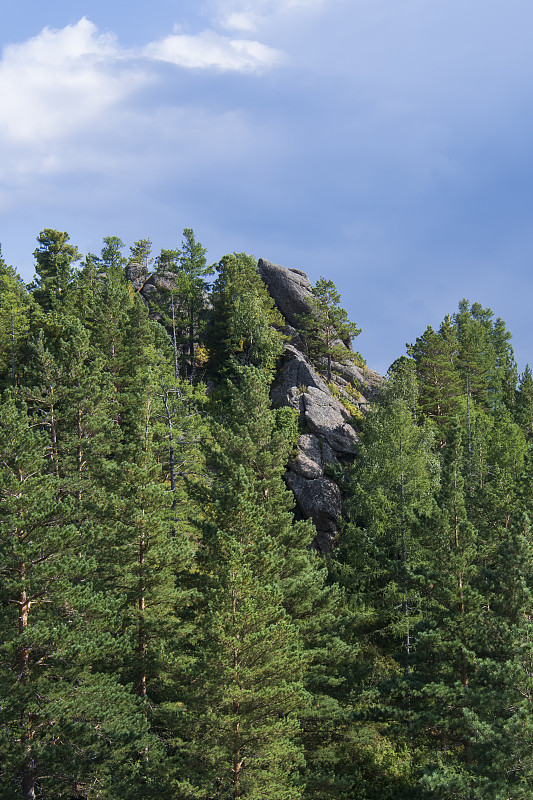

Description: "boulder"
303 387 359 455
144 270 178 292
271 345 329 412
286 472 342 551
258 258 314 327
290 434 323 479
126 263 150 290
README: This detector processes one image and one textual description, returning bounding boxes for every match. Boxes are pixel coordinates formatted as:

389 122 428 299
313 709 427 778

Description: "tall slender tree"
0 251 30 387
30 229 81 312
298 277 362 381
207 253 285 376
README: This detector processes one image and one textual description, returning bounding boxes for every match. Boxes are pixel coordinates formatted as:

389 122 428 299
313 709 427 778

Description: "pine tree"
171 368 343 799
408 420 485 793
407 318 462 440
515 365 533 441
173 370 307 798
491 315 517 412
297 277 362 381
413 509 533 799
342 368 439 663
30 229 81 312
330 368 439 797
207 253 285 376
129 238 153 269
469 511 533 797
152 228 212 375
101 235 127 277
176 228 212 366
0 394 150 799
0 253 30 387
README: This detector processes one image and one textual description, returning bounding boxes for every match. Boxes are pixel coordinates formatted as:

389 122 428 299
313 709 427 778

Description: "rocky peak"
258 258 383 550
257 258 314 328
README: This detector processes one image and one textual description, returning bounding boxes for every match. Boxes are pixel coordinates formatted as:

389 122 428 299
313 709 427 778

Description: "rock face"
269 342 361 549
126 263 150 291
286 471 342 552
257 259 314 328
259 259 383 550
272 346 359 456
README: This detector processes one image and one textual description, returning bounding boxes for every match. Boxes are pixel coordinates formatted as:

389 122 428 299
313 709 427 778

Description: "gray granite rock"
144 270 177 292
329 359 383 402
289 434 323 479
286 472 342 550
320 439 339 467
303 387 359 455
125 263 150 290
258 259 314 328
271 346 329 413
140 283 158 298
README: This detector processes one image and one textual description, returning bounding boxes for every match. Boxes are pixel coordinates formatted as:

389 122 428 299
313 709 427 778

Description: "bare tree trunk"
162 388 177 516
171 292 180 382
10 305 16 385
19 561 36 800
231 576 243 799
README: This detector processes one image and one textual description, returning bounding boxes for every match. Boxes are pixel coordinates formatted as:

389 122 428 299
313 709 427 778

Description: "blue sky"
1 0 533 374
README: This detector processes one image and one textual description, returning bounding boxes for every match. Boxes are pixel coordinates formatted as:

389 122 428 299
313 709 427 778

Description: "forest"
1 228 533 800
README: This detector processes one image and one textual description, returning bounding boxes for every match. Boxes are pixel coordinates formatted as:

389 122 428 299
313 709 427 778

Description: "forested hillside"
1 229 533 799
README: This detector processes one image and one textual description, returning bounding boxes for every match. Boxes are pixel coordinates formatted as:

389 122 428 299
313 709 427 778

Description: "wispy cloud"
214 0 328 32
144 29 283 71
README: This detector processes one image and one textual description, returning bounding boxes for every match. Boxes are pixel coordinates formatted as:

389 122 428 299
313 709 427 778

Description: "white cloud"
0 18 147 147
215 0 327 31
220 12 258 33
0 16 285 183
5 15 118 65
144 29 283 71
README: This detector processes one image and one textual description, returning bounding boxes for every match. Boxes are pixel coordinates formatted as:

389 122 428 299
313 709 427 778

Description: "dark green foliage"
0 253 30 387
129 237 153 268
407 318 463 438
515 364 533 440
207 252 285 375
3 229 533 800
31 229 81 312
169 367 347 800
298 277 362 381
408 302 518 451
148 229 213 377
101 235 127 276
329 367 439 796
0 394 150 799
175 369 310 798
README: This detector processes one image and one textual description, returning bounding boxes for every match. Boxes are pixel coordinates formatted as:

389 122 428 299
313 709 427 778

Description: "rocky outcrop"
272 347 359 455
286 471 342 552
126 254 382 551
326 358 383 405
258 259 383 550
126 264 176 305
269 342 360 548
257 259 314 328
126 262 150 291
